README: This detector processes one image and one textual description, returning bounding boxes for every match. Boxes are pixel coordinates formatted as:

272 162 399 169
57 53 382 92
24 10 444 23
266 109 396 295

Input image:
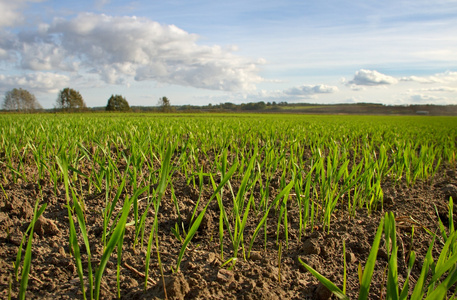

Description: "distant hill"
5 102 456 115
128 102 457 116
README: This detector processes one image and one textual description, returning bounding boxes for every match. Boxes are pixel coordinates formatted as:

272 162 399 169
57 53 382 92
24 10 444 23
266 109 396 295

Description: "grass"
1 113 456 298
15 199 47 300
299 198 457 300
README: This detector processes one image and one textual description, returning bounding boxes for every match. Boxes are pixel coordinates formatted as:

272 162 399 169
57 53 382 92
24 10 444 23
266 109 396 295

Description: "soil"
0 160 456 299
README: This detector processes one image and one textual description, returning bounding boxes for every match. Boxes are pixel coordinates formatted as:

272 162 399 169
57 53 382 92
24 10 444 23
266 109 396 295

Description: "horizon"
1 0 456 109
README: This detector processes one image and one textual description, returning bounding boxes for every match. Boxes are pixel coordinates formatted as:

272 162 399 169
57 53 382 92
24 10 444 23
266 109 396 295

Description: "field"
1 113 456 299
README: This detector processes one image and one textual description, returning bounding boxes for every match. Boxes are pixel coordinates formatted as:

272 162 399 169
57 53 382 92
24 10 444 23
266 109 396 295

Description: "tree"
106 94 130 111
56 88 87 111
158 96 172 112
241 101 266 111
221 102 236 110
2 88 42 112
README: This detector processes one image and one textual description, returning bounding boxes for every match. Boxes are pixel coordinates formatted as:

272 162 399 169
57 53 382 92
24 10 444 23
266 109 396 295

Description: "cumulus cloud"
11 13 263 91
349 69 398 86
440 71 457 82
400 71 457 84
419 86 457 93
0 31 17 61
284 84 338 96
0 1 27 28
348 85 366 91
224 83 339 103
0 0 43 28
0 72 70 94
408 93 447 104
400 75 441 84
20 42 79 71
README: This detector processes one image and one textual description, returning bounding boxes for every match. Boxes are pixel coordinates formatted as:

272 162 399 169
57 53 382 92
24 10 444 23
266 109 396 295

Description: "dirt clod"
249 251 263 261
442 183 457 199
165 273 190 300
345 252 357 264
217 268 234 284
34 216 60 236
303 238 321 255
1 157 456 299
316 282 333 300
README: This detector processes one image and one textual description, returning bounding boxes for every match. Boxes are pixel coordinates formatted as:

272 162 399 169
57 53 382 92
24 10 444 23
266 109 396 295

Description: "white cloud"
94 0 110 10
13 13 264 92
399 86 456 105
220 83 339 103
419 86 457 93
0 0 44 28
0 72 70 94
284 84 338 96
408 93 447 104
1 3 455 107
400 71 457 84
0 31 17 61
20 42 78 71
349 69 398 86
349 84 366 91
344 97 361 103
440 71 457 82
400 75 442 84
0 1 27 28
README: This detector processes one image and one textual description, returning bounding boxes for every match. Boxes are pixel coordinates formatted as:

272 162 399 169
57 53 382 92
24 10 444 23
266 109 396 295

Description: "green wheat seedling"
212 153 235 261
102 170 126 249
144 145 174 290
14 199 47 300
218 153 257 268
299 215 382 300
409 233 457 299
435 197 455 246
95 195 132 300
57 154 88 299
170 185 185 243
248 177 295 257
187 165 206 227
57 154 133 300
2 113 457 299
300 211 457 300
175 161 238 272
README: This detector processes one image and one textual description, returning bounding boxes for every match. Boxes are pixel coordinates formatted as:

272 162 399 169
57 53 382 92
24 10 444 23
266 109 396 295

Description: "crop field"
0 113 456 299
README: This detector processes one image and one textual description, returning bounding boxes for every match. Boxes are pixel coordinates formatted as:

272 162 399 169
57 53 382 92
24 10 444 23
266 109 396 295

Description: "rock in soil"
303 238 321 255
34 216 60 236
316 282 333 300
442 184 457 200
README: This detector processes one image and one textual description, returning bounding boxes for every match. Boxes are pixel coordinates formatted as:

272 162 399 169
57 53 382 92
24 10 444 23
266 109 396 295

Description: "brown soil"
0 163 456 299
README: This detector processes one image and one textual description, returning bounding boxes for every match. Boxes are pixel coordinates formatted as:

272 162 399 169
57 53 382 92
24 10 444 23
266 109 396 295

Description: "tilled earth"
1 165 456 299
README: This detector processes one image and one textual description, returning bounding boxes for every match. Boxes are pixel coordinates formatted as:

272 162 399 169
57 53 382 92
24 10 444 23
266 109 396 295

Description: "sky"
0 0 457 108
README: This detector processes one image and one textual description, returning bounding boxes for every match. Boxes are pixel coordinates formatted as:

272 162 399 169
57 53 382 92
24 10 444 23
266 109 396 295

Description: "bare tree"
2 88 42 112
56 88 87 111
158 96 172 112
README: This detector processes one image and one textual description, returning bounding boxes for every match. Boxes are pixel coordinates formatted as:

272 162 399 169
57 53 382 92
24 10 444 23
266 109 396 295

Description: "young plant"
57 154 133 300
14 199 47 300
300 211 457 300
144 145 174 290
299 215 384 300
248 177 295 257
175 161 238 272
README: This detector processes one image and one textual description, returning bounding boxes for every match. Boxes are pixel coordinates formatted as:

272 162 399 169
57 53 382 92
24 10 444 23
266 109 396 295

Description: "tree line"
2 88 42 112
1 87 172 112
1 87 282 113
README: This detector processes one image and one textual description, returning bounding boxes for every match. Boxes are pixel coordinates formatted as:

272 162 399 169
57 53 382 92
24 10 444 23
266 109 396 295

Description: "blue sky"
1 0 456 108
